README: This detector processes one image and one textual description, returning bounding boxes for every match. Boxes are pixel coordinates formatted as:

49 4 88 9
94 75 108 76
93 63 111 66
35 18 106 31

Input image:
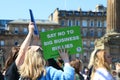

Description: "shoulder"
5 62 17 74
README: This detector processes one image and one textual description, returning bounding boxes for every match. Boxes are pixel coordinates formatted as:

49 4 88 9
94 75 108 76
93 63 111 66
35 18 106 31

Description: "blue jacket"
38 64 75 80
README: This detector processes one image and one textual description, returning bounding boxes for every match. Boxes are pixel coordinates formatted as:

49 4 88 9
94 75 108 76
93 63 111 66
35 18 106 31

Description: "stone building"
49 5 106 65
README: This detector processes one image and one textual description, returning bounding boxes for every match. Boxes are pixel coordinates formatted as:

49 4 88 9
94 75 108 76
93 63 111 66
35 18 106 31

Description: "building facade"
49 4 106 65
0 19 13 67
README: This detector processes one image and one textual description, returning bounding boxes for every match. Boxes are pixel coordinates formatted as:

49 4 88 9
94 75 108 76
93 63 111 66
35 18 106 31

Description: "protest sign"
40 26 83 59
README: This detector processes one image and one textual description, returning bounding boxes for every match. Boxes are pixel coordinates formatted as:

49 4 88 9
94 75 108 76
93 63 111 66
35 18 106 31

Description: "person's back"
38 65 74 80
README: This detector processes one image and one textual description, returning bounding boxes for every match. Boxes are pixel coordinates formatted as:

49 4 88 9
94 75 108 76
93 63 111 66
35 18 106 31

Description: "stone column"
107 0 120 33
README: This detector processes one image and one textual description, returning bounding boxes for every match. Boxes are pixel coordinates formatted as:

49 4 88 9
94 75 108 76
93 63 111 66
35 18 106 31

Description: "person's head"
19 46 46 80
91 49 112 79
3 46 20 71
94 49 112 71
70 59 82 74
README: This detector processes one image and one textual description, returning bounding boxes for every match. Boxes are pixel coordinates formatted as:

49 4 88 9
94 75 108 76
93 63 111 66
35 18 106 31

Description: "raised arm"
32 33 40 45
42 49 74 80
15 22 34 67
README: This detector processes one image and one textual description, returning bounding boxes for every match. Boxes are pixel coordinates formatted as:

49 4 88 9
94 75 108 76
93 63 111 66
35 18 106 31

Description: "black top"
4 62 20 80
87 66 93 80
0 71 4 80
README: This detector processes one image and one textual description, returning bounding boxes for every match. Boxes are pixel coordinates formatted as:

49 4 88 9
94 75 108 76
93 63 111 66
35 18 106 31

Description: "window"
23 28 28 34
14 27 19 34
14 42 19 46
0 40 4 46
97 12 102 16
82 12 87 16
41 28 45 32
0 20 6 26
97 21 102 27
82 30 87 37
67 20 73 26
61 13 65 16
97 30 102 37
82 20 87 27
90 12 94 16
103 20 106 27
90 30 94 37
68 12 72 16
83 41 87 47
75 20 80 26
90 41 94 47
75 12 80 16
89 20 94 27
61 20 65 27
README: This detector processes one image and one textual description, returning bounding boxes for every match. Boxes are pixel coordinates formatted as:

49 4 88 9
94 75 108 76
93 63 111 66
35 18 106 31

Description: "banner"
40 26 83 59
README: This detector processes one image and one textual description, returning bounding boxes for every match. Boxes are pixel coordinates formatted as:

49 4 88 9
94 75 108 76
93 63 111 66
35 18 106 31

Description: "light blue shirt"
38 63 75 80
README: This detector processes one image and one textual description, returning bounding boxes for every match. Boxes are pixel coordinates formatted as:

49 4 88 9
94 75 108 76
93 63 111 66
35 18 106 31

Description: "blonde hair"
88 49 98 69
91 50 111 79
19 47 46 80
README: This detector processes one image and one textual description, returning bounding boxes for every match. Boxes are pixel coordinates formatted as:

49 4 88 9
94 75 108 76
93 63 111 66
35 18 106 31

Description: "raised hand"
28 22 34 34
58 49 69 63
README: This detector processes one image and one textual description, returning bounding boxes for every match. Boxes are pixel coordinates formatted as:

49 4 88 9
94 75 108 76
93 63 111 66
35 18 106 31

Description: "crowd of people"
0 22 120 80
